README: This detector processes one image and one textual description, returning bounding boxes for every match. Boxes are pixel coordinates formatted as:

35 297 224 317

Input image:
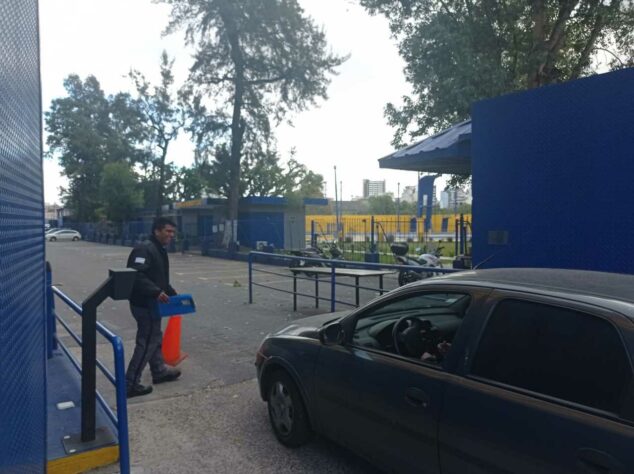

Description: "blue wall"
238 212 285 249
472 68 634 272
0 0 46 471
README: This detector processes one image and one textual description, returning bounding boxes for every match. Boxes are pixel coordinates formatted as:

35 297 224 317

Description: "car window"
471 299 632 415
352 291 471 363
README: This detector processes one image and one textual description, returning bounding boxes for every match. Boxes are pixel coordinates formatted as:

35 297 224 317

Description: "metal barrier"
46 268 131 474
248 251 459 312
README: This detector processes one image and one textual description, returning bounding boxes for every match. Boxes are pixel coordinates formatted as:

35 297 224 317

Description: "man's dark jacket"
127 235 176 308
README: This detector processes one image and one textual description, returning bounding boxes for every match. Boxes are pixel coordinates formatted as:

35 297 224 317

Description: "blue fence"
46 269 130 474
248 251 459 312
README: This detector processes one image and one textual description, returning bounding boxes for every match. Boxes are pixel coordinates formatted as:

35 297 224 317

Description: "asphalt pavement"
47 241 394 473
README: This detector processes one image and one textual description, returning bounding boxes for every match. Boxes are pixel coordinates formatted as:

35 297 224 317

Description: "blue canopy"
378 120 472 175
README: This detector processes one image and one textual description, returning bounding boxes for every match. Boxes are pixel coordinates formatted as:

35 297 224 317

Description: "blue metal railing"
47 276 130 474
248 251 459 312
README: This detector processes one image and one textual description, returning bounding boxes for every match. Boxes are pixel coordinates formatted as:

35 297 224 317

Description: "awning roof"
378 120 472 175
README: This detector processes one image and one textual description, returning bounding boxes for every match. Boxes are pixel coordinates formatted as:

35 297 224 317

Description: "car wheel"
267 370 312 447
49 236 57 242
72 236 79 241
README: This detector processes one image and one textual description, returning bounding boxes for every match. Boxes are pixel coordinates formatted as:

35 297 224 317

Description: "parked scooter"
289 240 344 274
390 242 444 286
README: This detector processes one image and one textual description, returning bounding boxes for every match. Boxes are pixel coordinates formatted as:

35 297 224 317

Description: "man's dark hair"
152 217 177 233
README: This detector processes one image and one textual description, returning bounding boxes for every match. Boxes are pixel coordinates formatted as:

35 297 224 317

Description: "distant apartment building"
363 179 386 198
440 187 472 209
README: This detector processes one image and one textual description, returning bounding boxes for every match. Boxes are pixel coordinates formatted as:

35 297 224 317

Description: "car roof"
423 268 634 313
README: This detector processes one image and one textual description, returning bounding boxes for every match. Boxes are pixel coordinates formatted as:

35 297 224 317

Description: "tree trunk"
223 80 245 247
219 3 246 249
528 0 546 88
156 144 168 217
529 0 580 87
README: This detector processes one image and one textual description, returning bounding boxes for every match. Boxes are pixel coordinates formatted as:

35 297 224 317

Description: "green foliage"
172 164 211 201
163 0 345 237
368 194 397 214
397 200 418 215
45 75 145 221
205 145 325 201
360 0 634 185
99 162 144 222
130 51 185 215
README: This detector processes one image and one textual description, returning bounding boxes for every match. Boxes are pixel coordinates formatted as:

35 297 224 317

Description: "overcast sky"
40 0 443 204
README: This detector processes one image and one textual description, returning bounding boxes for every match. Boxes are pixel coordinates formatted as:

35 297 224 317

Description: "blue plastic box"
156 294 196 317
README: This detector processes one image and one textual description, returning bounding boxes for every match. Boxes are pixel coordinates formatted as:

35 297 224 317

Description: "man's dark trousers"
125 305 167 386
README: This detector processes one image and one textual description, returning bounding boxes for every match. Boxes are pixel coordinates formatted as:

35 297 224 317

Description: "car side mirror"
319 322 344 346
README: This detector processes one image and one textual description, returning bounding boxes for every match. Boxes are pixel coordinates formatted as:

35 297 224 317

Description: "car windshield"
368 293 469 317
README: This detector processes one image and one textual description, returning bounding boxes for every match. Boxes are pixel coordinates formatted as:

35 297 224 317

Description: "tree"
45 75 145 221
368 194 397 214
360 0 634 183
163 0 345 246
99 162 144 223
130 51 185 216
172 164 211 201
205 145 325 200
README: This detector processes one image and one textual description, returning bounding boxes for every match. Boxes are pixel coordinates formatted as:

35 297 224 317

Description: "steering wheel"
392 316 426 357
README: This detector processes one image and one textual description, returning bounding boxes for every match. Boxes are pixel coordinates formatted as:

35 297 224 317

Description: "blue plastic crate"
156 294 196 317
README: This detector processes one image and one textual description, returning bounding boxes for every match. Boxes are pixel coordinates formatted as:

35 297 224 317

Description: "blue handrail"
49 284 130 474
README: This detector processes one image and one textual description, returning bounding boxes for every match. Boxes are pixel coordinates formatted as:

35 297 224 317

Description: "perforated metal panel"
472 68 634 271
0 0 46 472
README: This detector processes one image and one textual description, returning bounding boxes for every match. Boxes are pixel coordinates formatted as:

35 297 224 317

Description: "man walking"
126 217 181 398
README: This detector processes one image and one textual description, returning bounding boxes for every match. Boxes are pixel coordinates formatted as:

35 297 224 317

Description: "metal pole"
397 182 400 235
460 214 465 255
370 215 376 253
112 337 130 474
330 265 336 312
363 219 367 252
81 302 98 442
337 181 343 242
311 220 316 248
455 219 459 257
248 253 253 304
80 277 112 442
334 166 339 242
46 262 57 358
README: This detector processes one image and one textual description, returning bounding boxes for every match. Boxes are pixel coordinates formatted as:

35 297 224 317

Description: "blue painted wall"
238 212 285 249
472 68 634 271
0 0 46 470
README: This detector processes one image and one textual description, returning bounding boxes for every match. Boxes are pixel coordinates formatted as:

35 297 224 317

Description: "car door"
313 287 488 474
439 291 634 473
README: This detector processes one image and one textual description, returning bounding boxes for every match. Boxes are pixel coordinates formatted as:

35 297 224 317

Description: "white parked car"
47 229 81 242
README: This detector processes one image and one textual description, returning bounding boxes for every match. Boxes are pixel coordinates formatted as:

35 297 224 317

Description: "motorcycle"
390 242 444 286
289 240 344 275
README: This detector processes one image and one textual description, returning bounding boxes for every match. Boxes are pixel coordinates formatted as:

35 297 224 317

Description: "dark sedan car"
256 268 634 474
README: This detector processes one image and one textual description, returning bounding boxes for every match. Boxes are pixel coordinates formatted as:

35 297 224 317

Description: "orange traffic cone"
162 315 188 366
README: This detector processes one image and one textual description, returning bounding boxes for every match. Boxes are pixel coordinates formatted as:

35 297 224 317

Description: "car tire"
72 236 79 241
267 370 312 447
49 236 57 242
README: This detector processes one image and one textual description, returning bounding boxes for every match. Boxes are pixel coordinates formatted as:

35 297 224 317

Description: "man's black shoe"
153 368 181 384
127 384 153 399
